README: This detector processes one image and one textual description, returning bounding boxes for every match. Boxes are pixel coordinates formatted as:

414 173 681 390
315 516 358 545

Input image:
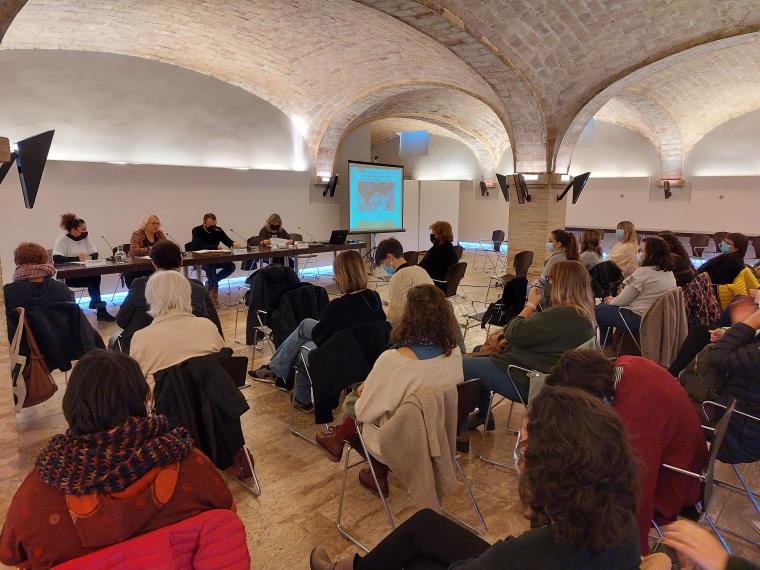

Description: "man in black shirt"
190 213 240 305
112 240 222 352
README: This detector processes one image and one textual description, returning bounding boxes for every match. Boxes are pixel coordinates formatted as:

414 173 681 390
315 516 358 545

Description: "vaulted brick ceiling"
3 0 760 180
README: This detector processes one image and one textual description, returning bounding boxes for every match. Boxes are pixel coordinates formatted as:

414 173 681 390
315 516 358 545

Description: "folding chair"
432 261 468 315
701 400 760 548
336 381 488 552
288 345 334 445
290 233 320 279
661 399 737 554
690 234 710 258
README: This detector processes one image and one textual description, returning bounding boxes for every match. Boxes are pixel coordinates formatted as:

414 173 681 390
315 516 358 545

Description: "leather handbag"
15 308 58 408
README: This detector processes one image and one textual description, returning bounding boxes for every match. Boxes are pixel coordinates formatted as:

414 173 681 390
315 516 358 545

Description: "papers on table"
270 237 290 249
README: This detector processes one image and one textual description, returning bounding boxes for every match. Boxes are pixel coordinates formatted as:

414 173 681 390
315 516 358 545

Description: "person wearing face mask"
310 386 641 570
190 213 240 306
595 236 675 345
607 220 639 277
418 220 459 292
52 212 115 321
697 232 750 288
124 213 167 289
258 213 295 268
531 229 579 306
374 238 433 326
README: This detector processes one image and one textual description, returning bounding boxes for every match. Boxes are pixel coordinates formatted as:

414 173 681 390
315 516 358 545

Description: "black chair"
690 234 710 258
433 261 468 314
453 244 464 260
751 236 760 261
473 230 506 273
402 250 418 266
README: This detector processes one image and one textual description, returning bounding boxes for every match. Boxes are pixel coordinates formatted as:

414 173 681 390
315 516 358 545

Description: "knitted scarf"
13 263 56 282
35 415 193 496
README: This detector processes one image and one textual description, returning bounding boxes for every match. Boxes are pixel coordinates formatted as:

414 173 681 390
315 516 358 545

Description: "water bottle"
115 245 127 263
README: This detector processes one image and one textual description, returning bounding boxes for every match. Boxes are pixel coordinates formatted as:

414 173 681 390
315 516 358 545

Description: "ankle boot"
96 308 116 322
315 431 343 462
309 548 355 570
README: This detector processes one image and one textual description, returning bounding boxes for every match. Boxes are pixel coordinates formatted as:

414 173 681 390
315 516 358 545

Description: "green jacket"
491 306 595 376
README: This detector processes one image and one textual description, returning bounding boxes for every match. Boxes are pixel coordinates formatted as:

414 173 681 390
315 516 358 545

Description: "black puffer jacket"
245 264 300 345
708 322 760 463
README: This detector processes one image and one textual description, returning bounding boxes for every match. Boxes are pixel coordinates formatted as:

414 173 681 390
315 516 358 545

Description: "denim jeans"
595 303 641 346
268 318 318 404
462 353 528 424
203 262 236 288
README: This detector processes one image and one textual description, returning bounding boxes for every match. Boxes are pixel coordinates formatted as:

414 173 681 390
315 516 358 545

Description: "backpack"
677 343 727 404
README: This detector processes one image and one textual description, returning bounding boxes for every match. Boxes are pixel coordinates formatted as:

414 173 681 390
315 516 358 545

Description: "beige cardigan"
639 287 688 368
131 310 226 383
355 347 463 461
387 265 434 326
608 241 638 277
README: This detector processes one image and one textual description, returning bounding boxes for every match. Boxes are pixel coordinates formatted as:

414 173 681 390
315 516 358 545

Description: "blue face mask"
546 242 554 254
615 229 625 239
636 252 643 264
383 264 396 275
719 242 731 254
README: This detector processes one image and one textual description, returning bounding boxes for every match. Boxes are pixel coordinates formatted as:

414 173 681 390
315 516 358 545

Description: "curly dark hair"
59 212 85 232
519 385 638 553
658 232 693 270
641 237 674 272
389 284 458 356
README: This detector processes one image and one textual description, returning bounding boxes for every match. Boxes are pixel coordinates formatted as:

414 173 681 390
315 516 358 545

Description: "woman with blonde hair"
607 220 639 277
125 214 167 288
464 260 597 430
419 220 459 291
251 250 386 406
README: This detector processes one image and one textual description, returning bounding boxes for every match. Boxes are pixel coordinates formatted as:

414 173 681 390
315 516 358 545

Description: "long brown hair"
548 261 595 325
333 250 367 293
551 229 579 261
580 229 602 256
389 284 458 356
519 386 638 552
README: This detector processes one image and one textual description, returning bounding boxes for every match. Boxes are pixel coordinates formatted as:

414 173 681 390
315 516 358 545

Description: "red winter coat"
614 356 708 555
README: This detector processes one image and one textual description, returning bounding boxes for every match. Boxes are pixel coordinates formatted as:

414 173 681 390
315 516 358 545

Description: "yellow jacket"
717 267 759 309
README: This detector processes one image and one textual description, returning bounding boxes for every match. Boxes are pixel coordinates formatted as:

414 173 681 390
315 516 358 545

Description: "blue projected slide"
348 161 404 232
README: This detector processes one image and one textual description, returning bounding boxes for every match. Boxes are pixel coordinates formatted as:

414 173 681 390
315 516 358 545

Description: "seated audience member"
705 302 760 463
190 213 240 306
607 220 639 277
52 212 115 321
579 229 602 271
310 386 640 570
596 236 675 344
658 231 695 287
0 350 233 569
124 213 167 288
130 270 225 383
546 350 708 554
419 220 459 291
4 242 74 340
251 250 385 406
315 284 462 496
375 237 433 326
698 232 749 287
258 212 295 268
114 240 221 353
464 261 596 430
664 520 760 570
532 229 579 304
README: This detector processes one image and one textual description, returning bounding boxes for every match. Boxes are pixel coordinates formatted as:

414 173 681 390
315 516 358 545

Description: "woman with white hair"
125 214 168 288
130 270 225 382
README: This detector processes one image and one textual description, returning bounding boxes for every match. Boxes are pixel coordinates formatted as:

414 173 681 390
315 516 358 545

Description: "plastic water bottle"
115 245 127 263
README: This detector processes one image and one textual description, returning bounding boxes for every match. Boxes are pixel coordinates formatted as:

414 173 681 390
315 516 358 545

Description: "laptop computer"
329 229 348 245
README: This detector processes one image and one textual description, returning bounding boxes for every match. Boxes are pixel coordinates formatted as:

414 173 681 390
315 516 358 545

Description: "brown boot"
359 467 389 498
210 286 219 307
225 448 254 479
315 431 344 462
309 548 355 570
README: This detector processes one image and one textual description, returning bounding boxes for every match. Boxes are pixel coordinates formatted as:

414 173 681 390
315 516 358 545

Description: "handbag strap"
10 307 25 357
19 307 44 357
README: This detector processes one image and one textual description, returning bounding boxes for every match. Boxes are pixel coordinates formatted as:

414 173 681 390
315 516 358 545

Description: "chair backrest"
247 235 260 247
689 234 710 257
456 379 483 426
403 250 419 266
184 241 193 252
640 288 688 367
491 230 505 252
703 399 737 508
453 244 464 260
513 250 534 278
712 231 729 252
222 355 249 388
52 509 250 570
444 261 467 297
289 232 303 242
111 243 131 256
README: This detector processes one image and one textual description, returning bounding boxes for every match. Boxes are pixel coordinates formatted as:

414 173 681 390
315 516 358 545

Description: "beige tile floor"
3 250 759 568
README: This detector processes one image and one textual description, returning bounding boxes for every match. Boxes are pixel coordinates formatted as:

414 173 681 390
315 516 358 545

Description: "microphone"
297 226 316 243
229 228 248 247
164 232 183 250
101 234 116 260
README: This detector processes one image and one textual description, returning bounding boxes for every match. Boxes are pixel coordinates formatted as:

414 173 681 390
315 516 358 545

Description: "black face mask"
205 224 217 232
270 225 281 232
430 233 437 244
70 231 88 241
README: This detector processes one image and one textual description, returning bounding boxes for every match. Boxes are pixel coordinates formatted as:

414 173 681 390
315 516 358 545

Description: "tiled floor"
2 250 759 568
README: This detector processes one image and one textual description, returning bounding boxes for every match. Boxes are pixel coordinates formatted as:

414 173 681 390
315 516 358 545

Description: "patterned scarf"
35 415 193 495
13 263 56 282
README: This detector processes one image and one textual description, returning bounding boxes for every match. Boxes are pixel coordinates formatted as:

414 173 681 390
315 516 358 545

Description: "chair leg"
336 447 370 553
441 458 488 535
731 464 760 517
477 393 517 471
228 445 262 497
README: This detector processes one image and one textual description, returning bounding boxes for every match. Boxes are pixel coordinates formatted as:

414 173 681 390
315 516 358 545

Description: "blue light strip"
459 241 508 253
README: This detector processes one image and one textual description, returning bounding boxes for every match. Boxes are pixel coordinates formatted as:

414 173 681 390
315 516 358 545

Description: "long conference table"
54 241 367 281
